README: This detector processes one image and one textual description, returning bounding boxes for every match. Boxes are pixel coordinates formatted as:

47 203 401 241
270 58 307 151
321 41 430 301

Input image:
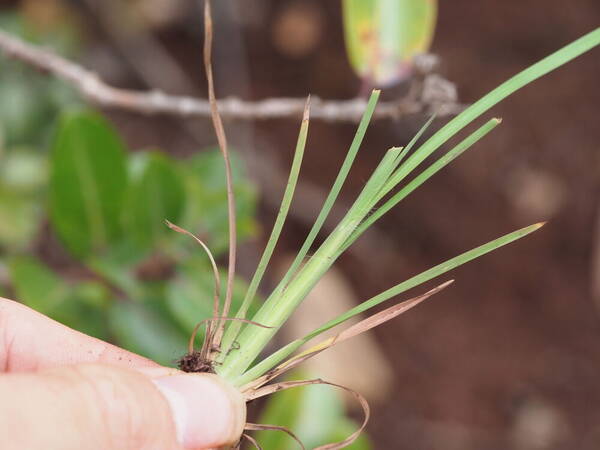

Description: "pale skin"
0 297 247 450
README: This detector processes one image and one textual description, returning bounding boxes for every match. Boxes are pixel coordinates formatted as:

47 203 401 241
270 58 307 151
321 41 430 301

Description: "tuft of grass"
179 18 599 448
216 29 600 383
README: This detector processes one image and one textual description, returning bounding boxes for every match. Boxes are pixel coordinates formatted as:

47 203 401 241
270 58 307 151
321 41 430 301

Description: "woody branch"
0 29 464 122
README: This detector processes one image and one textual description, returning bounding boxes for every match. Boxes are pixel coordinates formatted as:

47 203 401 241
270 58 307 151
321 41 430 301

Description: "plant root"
176 351 216 374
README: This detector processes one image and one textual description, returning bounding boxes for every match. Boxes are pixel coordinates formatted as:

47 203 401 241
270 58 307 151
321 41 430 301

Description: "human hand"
0 298 246 450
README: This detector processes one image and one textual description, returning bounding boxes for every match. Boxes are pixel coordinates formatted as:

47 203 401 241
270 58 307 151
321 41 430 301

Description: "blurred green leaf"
109 300 187 366
166 256 257 341
256 383 304 449
1 148 47 193
72 281 111 310
0 11 80 57
0 13 81 147
49 111 128 258
329 420 372 450
256 370 372 449
342 0 437 85
165 266 214 336
0 187 41 252
289 382 345 447
0 75 54 146
123 151 186 252
9 256 70 313
9 256 110 339
67 280 111 340
0 73 81 148
88 251 145 300
181 149 257 256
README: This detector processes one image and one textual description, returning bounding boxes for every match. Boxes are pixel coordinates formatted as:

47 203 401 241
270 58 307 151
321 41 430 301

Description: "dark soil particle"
177 352 216 374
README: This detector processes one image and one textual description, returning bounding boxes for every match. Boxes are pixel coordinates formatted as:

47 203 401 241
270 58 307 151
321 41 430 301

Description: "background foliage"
0 8 373 448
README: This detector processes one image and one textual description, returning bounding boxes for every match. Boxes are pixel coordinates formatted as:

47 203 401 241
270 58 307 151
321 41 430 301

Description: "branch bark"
0 29 465 122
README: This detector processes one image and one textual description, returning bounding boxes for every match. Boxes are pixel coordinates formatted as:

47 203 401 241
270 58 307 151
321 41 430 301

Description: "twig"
0 29 465 122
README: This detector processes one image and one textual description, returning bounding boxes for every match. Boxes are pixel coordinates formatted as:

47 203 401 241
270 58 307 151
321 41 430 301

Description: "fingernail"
153 373 246 448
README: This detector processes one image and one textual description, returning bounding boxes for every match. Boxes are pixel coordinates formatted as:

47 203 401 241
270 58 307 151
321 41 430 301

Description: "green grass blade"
344 146 403 215
217 92 384 370
222 30 599 382
393 113 436 166
235 222 543 385
356 29 600 243
218 146 402 378
272 90 380 296
235 339 301 386
315 223 544 338
219 102 310 358
370 114 436 202
383 28 600 193
342 117 501 253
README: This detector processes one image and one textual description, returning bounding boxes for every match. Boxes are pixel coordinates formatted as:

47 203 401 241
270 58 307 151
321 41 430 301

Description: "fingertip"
0 298 159 371
153 373 246 449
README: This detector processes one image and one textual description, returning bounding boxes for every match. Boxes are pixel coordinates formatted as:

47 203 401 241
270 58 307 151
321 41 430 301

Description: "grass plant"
178 8 600 447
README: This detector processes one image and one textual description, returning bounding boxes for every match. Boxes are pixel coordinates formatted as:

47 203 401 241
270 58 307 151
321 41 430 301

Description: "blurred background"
0 0 599 448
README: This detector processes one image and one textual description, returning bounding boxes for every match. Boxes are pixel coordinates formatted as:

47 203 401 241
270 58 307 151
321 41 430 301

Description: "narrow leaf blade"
220 100 310 358
236 223 543 385
315 223 545 340
345 118 501 251
272 90 380 296
386 28 600 189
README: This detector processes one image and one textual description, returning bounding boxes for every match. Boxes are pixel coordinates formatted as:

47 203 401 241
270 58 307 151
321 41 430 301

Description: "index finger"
0 297 160 372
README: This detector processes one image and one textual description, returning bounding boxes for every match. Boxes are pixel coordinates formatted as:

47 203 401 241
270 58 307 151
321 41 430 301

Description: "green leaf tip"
217 27 599 382
233 219 546 386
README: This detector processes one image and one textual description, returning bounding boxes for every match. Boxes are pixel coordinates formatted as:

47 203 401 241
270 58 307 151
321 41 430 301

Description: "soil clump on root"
177 351 216 374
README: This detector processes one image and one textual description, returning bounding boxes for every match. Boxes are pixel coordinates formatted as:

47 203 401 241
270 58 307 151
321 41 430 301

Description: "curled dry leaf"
188 317 274 355
246 378 370 450
242 278 449 448
245 422 306 450
165 220 221 354
242 433 263 450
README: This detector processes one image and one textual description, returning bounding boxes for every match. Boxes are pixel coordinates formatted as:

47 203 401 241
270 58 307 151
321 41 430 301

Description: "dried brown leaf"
243 433 263 450
203 0 237 352
245 422 306 450
188 317 274 358
244 280 453 391
333 279 454 343
246 378 370 450
165 220 221 354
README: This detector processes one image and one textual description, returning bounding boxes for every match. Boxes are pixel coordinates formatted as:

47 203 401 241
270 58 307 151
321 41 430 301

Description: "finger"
0 297 158 372
0 364 246 450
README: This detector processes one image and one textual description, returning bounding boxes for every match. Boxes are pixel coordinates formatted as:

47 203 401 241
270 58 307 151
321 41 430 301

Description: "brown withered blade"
246 378 370 450
245 422 306 450
244 280 453 391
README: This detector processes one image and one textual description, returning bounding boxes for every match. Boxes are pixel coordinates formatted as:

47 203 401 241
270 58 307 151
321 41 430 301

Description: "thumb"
0 364 246 450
